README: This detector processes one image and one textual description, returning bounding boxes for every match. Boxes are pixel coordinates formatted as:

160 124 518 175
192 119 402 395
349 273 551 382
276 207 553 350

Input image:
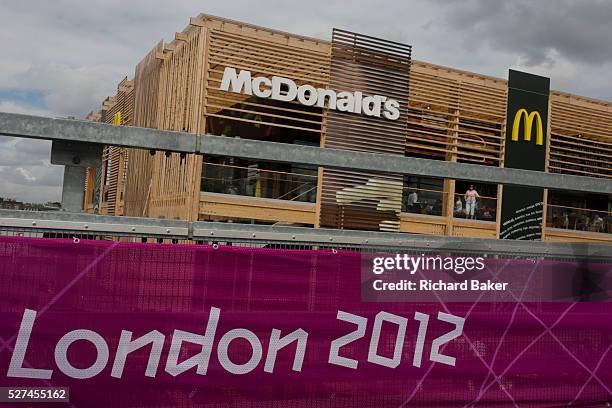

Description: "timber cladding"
203 16 330 135
95 77 134 217
318 29 411 232
549 91 612 179
84 14 612 242
122 42 164 218
146 24 206 221
121 15 331 221
125 24 207 221
407 62 506 165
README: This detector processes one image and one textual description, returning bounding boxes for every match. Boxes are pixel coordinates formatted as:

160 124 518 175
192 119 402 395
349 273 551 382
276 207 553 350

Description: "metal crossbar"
0 112 611 194
1 209 610 259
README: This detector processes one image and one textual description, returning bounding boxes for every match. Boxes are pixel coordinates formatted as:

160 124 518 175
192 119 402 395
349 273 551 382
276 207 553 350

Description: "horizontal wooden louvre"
408 64 505 165
549 93 612 179
457 80 505 164
204 28 330 134
319 29 411 232
407 70 458 160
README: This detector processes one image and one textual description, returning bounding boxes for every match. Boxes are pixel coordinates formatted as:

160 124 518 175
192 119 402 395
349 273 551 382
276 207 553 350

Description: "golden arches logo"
511 109 543 145
113 111 122 126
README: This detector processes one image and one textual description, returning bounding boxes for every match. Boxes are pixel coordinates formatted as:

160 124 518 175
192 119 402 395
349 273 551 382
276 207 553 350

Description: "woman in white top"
464 185 480 220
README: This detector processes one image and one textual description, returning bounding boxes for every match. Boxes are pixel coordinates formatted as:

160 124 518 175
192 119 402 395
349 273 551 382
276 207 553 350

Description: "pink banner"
0 236 610 407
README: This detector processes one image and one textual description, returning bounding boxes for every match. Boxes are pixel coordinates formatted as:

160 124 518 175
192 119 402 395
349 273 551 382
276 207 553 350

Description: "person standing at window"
464 184 480 220
407 190 418 212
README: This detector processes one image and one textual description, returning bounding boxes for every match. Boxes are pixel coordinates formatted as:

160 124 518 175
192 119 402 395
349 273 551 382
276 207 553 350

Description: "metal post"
50 140 102 213
61 165 86 212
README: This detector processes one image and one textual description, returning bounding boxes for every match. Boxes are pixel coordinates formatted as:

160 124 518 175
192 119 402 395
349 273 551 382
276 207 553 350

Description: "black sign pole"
500 70 550 240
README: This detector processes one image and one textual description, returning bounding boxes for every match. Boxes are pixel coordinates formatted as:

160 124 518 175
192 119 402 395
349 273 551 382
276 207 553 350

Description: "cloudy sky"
1 0 612 202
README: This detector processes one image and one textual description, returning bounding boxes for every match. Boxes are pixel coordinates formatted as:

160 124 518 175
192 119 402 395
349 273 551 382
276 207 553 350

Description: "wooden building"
85 14 612 243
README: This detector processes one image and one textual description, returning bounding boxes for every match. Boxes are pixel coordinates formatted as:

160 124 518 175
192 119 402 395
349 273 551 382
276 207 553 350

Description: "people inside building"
454 197 463 216
423 203 434 215
592 214 604 232
407 190 418 207
547 192 610 235
464 184 480 220
482 207 493 220
576 215 589 231
406 189 423 213
562 212 570 229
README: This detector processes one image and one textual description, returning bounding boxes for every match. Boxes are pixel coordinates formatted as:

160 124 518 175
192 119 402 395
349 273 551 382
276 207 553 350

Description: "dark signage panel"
500 70 550 240
319 29 412 232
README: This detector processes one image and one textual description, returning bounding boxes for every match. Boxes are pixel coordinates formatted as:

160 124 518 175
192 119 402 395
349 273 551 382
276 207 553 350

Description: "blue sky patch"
0 89 47 109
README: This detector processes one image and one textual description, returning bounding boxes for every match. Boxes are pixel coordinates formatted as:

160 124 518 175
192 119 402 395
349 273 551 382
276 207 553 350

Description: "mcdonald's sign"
511 108 543 146
500 70 550 240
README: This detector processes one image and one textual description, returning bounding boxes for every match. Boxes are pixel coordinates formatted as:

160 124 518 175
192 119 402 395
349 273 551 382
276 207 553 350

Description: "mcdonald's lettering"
511 109 543 145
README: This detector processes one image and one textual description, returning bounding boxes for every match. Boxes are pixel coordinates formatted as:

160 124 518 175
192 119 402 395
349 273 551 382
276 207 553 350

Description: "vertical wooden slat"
123 41 163 217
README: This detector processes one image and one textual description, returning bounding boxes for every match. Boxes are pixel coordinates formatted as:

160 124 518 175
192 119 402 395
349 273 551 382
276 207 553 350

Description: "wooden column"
541 97 553 240
445 108 459 236
495 120 506 239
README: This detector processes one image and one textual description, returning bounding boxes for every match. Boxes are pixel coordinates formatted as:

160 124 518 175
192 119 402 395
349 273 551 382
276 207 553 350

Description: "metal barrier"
1 112 611 209
1 209 611 261
0 111 611 254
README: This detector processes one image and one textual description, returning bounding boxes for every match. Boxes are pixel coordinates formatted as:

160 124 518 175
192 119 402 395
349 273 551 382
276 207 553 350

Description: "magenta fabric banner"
0 236 610 407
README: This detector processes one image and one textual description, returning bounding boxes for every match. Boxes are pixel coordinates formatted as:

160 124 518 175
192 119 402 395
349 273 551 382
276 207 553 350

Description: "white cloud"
17 168 36 182
0 164 63 202
0 100 53 117
1 0 611 203
0 101 61 202
14 64 117 117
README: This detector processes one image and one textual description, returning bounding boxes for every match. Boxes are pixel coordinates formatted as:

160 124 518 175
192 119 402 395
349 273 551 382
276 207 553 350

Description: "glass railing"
201 162 318 203
547 204 611 234
452 192 497 221
402 187 446 216
401 188 497 220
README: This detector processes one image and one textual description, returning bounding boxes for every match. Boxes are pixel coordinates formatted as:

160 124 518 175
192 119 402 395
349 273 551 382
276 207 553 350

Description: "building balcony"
199 161 317 225
545 204 612 243
196 162 612 243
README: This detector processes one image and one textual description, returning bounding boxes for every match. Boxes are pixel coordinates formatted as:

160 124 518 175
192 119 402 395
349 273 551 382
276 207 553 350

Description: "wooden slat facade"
204 25 329 134
549 91 612 179
407 62 506 165
83 14 611 243
88 78 134 216
318 29 411 232
122 42 164 217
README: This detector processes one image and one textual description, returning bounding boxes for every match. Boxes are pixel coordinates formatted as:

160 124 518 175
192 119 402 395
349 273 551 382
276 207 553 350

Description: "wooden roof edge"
194 13 330 46
101 95 117 109
410 60 612 109
550 90 612 112
85 110 101 122
138 14 612 112
411 59 508 90
118 76 134 92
